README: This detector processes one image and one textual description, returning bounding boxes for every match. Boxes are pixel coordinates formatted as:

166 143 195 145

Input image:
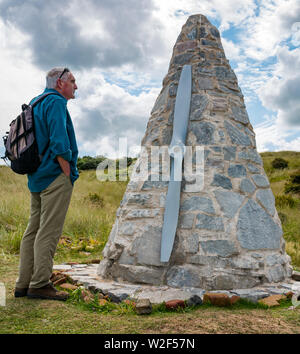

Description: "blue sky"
0 0 299 162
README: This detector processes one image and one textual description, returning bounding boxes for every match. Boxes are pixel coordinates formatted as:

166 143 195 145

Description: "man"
14 67 79 301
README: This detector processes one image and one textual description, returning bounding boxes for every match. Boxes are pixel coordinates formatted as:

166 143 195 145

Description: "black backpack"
1 92 60 174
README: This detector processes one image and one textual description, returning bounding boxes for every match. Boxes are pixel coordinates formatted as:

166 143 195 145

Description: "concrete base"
54 263 300 305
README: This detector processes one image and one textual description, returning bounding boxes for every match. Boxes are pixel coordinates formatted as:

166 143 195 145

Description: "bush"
275 195 298 209
271 158 288 169
284 170 300 194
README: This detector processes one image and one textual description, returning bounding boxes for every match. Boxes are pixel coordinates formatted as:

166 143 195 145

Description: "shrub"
271 158 288 169
284 170 300 194
275 195 298 209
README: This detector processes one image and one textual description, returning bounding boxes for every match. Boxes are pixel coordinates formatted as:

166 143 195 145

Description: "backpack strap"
30 92 64 157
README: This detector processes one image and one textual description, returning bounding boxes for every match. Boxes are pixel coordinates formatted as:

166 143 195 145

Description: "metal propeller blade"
160 64 192 263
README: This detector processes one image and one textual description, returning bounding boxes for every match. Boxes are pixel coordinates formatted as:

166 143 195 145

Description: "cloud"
67 70 159 157
258 46 300 127
0 0 164 71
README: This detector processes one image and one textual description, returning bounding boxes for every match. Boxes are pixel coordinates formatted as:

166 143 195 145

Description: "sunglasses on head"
59 68 70 79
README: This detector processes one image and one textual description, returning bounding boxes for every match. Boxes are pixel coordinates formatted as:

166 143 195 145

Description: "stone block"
133 225 164 267
251 174 270 188
136 298 152 315
237 199 282 250
256 188 275 216
214 190 245 218
199 240 238 257
195 213 224 231
179 213 195 229
165 299 186 309
228 164 247 178
223 146 236 161
240 178 256 195
190 121 215 145
180 196 215 214
166 265 202 288
211 173 232 190
231 105 249 124
224 121 251 146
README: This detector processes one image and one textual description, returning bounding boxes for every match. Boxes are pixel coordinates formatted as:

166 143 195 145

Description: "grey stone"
190 94 209 120
188 255 232 268
237 199 282 250
126 209 160 219
120 222 135 236
224 121 251 146
190 121 215 145
151 85 169 114
53 265 72 271
256 189 275 216
218 130 225 143
112 264 163 285
136 298 152 315
215 66 236 81
228 164 247 178
231 105 250 124
127 193 152 206
211 146 222 153
240 178 256 195
266 265 285 283
133 225 164 267
185 233 199 253
247 163 261 173
202 39 220 48
211 173 232 190
206 158 225 169
169 83 178 97
179 213 194 229
231 289 269 303
187 28 197 40
142 180 168 190
198 77 214 90
265 254 285 267
166 265 202 288
214 190 245 218
118 249 135 265
174 52 194 65
210 27 220 38
199 26 208 38
195 213 224 231
232 256 260 270
200 240 238 257
180 196 215 214
251 174 270 188
223 146 236 161
197 63 214 76
187 295 203 306
238 150 263 165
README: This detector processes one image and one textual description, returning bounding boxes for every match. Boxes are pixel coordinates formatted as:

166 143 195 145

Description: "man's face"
57 72 78 100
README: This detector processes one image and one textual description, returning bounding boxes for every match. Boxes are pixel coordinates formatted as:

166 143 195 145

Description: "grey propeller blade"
160 65 192 263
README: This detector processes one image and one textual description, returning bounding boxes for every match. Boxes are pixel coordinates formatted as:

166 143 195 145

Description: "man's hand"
57 156 71 176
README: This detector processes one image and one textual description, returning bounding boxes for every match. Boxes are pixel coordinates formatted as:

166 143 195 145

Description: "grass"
1 151 300 333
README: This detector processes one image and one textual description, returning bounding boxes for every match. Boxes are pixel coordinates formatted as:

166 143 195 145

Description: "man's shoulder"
32 90 66 107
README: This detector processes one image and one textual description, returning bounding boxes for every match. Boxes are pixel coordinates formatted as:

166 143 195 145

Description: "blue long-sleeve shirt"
27 88 79 192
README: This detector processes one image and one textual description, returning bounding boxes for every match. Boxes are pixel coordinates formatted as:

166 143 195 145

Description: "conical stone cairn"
97 14 293 290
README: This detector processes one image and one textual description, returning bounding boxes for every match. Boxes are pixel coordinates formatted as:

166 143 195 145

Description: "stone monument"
97 14 293 290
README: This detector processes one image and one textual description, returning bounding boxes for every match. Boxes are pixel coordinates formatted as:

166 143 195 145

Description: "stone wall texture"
97 14 293 290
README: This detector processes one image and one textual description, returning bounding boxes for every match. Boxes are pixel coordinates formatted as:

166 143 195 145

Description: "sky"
0 0 300 163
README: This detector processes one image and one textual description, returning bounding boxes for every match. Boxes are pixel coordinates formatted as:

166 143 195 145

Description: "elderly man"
14 67 79 301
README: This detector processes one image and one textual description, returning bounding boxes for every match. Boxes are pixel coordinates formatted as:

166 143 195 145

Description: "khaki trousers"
16 173 73 289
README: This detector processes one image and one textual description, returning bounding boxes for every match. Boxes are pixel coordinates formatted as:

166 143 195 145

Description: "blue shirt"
27 88 79 192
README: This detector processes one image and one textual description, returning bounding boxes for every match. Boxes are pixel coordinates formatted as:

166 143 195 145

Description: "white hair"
46 67 70 89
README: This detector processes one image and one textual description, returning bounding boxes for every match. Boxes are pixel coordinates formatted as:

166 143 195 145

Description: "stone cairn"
97 14 293 290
